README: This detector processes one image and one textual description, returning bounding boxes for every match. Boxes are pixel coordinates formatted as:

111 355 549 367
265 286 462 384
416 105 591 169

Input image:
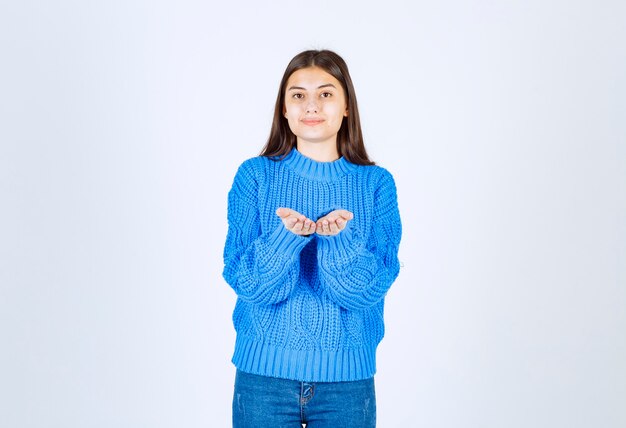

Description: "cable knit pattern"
222 147 402 382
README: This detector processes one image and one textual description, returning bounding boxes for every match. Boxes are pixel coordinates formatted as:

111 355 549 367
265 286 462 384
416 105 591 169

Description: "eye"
292 93 304 99
320 92 333 98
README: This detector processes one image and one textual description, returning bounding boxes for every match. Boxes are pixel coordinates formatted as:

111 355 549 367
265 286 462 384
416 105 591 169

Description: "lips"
301 118 324 126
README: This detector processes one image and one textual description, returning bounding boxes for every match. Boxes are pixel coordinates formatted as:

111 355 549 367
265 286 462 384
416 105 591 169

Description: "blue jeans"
232 369 376 427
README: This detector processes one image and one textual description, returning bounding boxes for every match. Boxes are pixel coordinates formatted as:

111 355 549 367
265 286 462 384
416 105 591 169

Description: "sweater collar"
282 147 358 181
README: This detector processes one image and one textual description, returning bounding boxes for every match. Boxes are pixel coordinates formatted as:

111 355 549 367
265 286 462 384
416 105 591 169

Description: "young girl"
223 49 402 427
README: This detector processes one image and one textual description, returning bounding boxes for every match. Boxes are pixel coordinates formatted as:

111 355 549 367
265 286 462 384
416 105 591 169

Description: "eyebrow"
287 83 337 91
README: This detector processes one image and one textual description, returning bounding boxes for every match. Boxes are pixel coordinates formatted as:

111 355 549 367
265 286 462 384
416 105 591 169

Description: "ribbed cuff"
316 225 355 260
267 223 312 258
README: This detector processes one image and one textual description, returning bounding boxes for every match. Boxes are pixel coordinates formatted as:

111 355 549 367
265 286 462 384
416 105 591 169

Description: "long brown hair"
259 50 375 166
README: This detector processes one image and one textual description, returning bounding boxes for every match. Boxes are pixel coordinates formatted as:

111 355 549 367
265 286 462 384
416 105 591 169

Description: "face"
283 66 348 148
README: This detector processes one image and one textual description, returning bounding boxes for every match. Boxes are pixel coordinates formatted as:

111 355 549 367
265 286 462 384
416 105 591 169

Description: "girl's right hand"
276 208 317 236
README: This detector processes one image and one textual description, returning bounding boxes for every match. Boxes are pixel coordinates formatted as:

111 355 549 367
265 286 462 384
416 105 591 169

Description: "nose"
305 99 319 113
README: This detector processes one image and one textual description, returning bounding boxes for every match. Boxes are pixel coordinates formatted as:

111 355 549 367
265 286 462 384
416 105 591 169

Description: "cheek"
285 104 300 117
329 106 346 124
285 115 299 133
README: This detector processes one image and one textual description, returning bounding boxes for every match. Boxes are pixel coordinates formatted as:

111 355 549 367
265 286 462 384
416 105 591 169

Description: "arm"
222 161 311 305
316 170 402 310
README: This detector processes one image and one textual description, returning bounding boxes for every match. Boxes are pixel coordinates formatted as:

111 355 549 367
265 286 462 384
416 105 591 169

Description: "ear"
344 108 349 117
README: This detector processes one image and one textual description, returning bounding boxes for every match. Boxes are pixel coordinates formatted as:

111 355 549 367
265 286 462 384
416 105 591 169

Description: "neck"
296 140 339 162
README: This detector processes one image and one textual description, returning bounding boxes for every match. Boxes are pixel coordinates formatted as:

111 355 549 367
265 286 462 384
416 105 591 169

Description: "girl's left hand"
315 209 353 236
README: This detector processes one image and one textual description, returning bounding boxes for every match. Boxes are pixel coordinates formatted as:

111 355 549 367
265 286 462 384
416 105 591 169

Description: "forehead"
286 66 342 89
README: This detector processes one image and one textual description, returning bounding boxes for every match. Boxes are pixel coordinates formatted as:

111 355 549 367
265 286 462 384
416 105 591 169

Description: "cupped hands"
275 208 353 236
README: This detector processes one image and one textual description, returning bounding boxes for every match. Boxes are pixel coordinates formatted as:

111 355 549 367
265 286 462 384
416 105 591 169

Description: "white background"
1 1 625 427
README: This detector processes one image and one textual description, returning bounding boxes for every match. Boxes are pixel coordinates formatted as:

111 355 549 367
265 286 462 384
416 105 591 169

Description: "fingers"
315 218 341 235
286 216 299 228
290 217 316 235
287 215 306 233
276 207 299 218
334 209 354 221
290 216 305 232
277 208 353 236
320 210 353 224
315 209 353 235
300 219 316 235
277 207 317 235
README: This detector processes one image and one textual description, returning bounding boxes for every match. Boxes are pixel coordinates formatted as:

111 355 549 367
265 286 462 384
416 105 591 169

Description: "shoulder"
228 157 266 202
232 155 270 181
354 164 398 189
357 165 399 213
236 155 263 172
230 155 284 197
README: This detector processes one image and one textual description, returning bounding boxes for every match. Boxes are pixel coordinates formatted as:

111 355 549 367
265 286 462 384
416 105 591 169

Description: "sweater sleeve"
316 169 402 311
222 161 311 305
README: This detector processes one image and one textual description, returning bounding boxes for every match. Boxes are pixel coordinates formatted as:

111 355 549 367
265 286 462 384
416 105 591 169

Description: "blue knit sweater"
223 147 402 382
